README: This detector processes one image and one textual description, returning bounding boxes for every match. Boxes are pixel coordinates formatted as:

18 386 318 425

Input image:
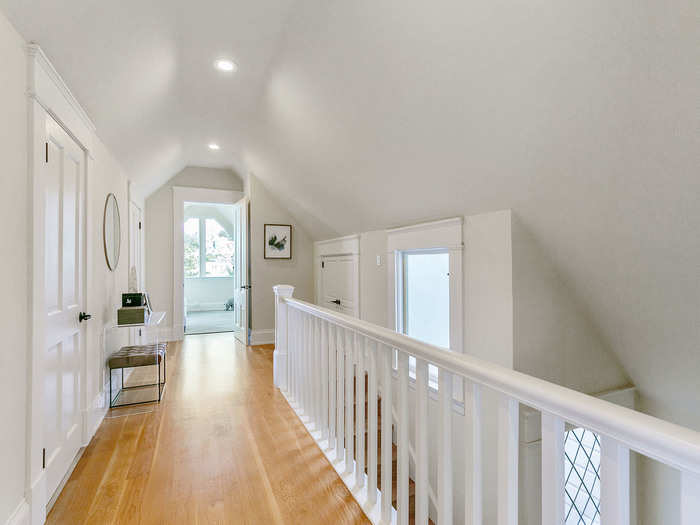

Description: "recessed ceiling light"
208 143 220 150
215 59 237 73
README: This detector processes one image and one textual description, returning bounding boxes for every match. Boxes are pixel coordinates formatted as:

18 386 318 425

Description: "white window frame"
387 218 464 393
184 215 233 279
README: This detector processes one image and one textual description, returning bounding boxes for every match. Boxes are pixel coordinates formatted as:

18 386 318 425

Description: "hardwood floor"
47 333 370 525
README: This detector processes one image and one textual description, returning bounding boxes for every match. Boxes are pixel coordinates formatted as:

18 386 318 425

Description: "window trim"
184 215 234 279
386 218 464 396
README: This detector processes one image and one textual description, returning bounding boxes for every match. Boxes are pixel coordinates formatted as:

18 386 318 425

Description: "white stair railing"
272 286 700 525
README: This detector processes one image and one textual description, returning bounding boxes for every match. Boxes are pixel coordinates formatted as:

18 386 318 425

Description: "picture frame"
264 224 292 259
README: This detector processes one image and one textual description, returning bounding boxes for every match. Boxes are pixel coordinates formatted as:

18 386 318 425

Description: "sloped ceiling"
0 0 298 195
2 0 698 425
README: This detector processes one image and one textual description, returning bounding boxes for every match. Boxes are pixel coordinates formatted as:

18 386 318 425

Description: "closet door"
320 255 358 317
43 116 86 503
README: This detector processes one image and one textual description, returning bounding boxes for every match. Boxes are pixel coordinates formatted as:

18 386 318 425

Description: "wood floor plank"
46 333 369 525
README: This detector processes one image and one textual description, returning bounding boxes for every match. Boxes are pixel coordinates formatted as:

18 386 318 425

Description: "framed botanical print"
264 224 292 259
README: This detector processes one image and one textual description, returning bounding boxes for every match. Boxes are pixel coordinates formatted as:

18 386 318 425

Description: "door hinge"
42 448 46 469
45 142 48 163
139 221 142 230
321 261 325 268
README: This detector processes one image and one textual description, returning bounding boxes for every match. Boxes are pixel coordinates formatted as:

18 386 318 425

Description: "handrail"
284 297 700 475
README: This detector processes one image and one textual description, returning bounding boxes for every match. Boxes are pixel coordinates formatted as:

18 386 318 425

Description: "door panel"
43 117 85 503
321 256 358 316
233 197 250 344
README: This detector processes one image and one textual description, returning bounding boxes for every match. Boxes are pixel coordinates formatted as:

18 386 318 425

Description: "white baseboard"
86 388 108 444
250 329 275 346
28 471 46 525
5 498 29 525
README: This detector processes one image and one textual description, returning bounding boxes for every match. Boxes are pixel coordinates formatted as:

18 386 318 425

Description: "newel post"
273 285 295 390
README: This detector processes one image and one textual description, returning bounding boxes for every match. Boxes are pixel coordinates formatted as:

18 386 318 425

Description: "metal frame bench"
108 343 167 408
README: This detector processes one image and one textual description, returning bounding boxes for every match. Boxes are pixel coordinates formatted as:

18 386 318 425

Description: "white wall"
0 10 29 523
359 230 388 327
185 278 234 311
0 11 133 523
88 141 130 434
145 166 243 330
512 215 629 394
248 173 314 336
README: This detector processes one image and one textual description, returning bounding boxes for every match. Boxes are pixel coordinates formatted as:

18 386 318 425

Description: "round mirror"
103 193 121 271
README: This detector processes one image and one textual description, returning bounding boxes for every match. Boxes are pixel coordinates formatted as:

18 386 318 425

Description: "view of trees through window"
205 218 233 276
184 214 234 278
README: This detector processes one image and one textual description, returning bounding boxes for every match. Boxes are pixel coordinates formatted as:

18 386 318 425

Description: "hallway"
47 334 369 524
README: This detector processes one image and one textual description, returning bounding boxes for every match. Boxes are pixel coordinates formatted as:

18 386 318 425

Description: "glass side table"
104 311 167 408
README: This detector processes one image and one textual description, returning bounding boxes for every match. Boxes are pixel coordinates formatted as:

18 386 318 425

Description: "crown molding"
27 43 97 133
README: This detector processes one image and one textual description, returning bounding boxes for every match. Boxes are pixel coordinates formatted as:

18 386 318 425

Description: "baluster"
497 395 519 525
345 328 355 475
321 320 329 441
285 305 291 395
304 313 310 418
296 310 302 406
415 358 429 525
397 351 410 525
541 412 565 525
328 323 336 450
380 344 393 523
367 339 378 506
600 436 630 525
336 326 345 463
355 333 366 488
681 471 700 525
464 381 482 525
314 316 321 429
438 369 453 524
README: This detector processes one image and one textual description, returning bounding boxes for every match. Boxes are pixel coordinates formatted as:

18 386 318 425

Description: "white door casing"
43 116 86 504
128 201 142 289
172 187 242 340
233 196 250 344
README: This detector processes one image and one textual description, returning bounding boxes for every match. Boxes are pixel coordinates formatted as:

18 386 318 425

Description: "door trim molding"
27 44 93 525
172 187 243 341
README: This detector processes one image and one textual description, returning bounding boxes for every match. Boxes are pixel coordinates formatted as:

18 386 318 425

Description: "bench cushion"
108 343 167 369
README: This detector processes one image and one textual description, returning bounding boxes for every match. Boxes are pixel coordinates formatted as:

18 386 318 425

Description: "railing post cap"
273 284 295 297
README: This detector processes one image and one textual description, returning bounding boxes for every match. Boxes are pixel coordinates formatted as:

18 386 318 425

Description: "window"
204 218 234 277
401 250 450 348
184 218 200 277
184 214 234 278
564 427 601 524
399 249 450 385
388 218 464 392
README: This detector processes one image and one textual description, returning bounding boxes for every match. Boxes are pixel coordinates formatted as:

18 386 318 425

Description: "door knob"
79 312 92 322
331 299 341 305
240 285 251 290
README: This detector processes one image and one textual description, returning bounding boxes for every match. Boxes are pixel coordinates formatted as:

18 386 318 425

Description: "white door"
233 197 250 344
320 255 358 317
43 117 86 502
128 201 142 289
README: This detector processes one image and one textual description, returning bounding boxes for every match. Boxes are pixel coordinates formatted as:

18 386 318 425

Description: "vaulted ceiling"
2 0 698 426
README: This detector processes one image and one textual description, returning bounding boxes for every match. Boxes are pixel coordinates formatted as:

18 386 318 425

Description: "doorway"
172 188 247 341
183 202 236 334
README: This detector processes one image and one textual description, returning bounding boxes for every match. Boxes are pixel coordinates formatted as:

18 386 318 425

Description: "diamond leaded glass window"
564 427 601 524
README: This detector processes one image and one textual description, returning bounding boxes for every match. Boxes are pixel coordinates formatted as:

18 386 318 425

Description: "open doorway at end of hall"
184 202 235 335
